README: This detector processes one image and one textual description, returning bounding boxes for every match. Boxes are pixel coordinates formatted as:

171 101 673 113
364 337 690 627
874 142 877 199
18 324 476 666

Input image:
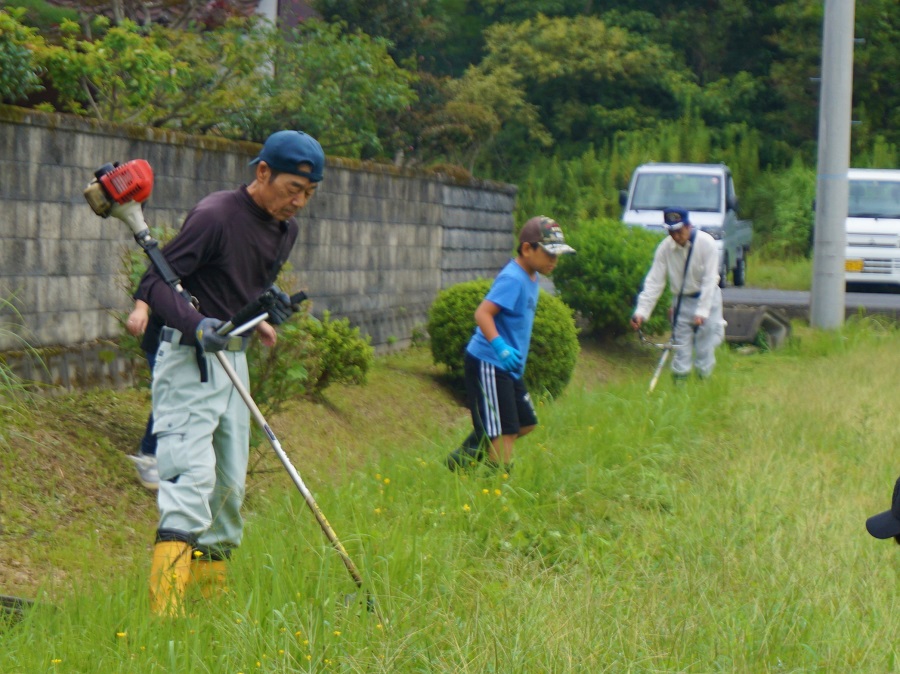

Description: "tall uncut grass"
5 321 900 672
0 295 42 444
748 255 812 291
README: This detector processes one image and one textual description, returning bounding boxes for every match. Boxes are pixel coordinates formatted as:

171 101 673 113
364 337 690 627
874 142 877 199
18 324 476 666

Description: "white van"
619 162 753 287
844 168 900 287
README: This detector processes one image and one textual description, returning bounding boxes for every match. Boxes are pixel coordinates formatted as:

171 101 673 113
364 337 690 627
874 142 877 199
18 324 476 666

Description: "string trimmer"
637 329 676 394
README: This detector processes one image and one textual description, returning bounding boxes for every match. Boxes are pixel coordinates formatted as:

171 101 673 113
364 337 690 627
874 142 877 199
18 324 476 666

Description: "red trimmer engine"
83 159 155 237
99 159 154 205
83 159 153 215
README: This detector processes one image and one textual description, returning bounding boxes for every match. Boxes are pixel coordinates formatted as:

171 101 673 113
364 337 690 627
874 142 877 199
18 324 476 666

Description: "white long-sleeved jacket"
634 228 720 321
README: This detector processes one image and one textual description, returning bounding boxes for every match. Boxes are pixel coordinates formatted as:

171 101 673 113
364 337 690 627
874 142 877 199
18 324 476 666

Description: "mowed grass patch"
4 327 900 671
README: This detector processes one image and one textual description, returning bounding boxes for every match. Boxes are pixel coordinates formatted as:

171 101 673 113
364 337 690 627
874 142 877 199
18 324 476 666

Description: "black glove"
195 317 230 353
266 285 296 326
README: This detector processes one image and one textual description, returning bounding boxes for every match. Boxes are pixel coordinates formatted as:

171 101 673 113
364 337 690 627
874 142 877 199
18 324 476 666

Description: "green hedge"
552 218 671 337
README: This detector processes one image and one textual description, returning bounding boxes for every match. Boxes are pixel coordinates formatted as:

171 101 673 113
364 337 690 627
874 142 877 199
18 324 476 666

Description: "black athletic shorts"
464 351 537 439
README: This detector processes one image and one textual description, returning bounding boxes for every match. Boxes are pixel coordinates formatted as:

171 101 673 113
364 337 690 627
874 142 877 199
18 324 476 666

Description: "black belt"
160 326 248 352
680 291 701 299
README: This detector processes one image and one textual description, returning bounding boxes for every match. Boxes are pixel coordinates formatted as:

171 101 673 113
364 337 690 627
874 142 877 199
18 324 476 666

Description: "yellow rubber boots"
191 559 228 599
149 541 193 616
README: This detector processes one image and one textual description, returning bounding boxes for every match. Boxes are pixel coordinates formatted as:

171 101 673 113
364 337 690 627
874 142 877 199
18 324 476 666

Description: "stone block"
38 203 64 239
723 305 792 348
0 124 15 164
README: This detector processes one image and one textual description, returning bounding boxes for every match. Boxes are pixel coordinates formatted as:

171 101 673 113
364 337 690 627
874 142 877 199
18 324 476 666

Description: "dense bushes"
247 308 374 443
552 219 671 337
427 279 580 399
248 308 373 405
741 158 816 258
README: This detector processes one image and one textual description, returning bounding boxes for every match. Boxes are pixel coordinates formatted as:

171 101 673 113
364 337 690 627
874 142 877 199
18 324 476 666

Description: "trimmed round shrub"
525 288 580 398
427 278 491 379
552 218 671 337
427 278 580 398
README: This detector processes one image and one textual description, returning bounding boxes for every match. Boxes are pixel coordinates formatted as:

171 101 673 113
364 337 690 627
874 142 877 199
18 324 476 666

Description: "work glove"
266 285 296 326
490 335 522 376
195 317 230 353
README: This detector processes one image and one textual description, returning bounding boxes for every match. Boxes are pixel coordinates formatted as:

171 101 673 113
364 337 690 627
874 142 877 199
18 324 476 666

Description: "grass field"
747 255 812 290
3 321 900 672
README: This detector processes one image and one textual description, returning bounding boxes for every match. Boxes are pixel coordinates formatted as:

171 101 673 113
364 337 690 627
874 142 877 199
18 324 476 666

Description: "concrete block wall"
0 106 517 388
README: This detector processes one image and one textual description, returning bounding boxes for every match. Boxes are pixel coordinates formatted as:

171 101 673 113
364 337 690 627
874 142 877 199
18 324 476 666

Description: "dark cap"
249 130 325 182
866 476 900 539
519 216 576 256
663 207 691 231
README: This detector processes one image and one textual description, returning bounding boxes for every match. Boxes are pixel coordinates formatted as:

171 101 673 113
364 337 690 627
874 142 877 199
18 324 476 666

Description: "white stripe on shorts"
479 359 501 438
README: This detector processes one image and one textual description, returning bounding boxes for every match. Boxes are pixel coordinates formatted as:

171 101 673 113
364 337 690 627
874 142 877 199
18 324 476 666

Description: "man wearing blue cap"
136 130 325 614
629 207 725 383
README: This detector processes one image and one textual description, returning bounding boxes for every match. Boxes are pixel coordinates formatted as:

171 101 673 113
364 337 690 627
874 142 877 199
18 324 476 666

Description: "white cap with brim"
540 241 577 256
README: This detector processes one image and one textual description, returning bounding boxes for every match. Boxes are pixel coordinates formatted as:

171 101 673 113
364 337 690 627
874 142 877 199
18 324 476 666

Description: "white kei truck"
844 168 900 287
619 162 753 287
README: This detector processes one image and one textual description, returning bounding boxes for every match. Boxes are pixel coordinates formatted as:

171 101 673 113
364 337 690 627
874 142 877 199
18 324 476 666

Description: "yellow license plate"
845 259 864 272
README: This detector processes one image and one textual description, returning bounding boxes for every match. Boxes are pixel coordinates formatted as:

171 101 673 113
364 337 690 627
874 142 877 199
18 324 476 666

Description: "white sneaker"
127 453 159 491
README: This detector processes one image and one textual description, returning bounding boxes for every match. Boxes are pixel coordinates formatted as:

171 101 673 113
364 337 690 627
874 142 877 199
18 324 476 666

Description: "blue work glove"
266 285 295 326
195 317 230 353
490 335 522 375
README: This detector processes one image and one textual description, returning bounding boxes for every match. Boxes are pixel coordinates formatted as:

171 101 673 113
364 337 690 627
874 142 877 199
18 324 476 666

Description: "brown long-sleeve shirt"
136 185 298 345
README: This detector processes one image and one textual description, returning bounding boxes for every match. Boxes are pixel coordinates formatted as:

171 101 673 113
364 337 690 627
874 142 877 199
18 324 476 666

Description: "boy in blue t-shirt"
447 216 576 473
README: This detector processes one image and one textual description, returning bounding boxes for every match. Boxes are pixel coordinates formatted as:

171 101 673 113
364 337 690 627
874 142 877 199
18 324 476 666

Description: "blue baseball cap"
663 207 690 231
250 130 325 182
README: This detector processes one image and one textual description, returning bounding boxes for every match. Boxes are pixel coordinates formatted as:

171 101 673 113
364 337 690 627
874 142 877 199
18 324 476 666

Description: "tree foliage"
144 17 272 133
427 64 546 171
8 0 251 31
311 0 450 65
16 11 417 153
232 19 418 154
0 8 44 103
35 17 181 122
447 14 697 173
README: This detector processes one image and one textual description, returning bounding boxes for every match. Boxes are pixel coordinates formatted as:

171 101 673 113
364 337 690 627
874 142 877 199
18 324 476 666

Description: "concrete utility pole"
810 0 856 329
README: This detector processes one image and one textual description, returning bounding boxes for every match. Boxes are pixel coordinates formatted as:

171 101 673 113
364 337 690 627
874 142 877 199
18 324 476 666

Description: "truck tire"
733 252 746 287
719 253 729 289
